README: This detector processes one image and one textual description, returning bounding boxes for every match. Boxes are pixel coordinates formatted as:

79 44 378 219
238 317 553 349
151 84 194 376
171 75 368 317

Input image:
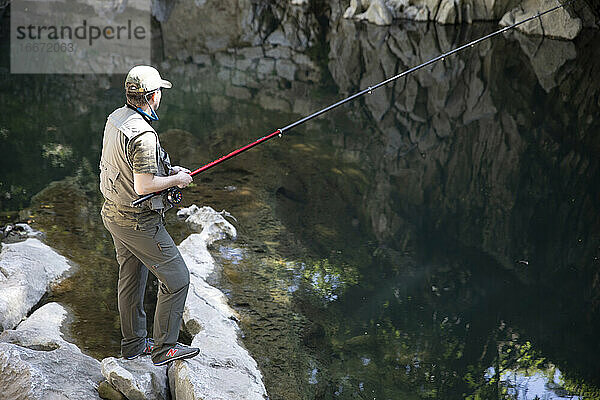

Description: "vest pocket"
100 162 120 195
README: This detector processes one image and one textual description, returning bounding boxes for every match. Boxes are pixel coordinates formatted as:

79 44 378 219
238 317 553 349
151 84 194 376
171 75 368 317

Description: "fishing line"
132 0 576 207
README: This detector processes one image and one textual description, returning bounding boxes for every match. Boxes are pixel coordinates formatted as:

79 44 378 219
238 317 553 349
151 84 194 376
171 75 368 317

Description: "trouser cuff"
121 337 146 358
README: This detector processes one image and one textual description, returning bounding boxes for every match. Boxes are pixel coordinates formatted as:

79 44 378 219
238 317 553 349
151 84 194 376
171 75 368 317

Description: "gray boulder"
101 357 168 400
0 344 102 400
170 354 267 400
0 237 72 331
177 205 237 244
97 381 127 400
0 302 77 352
2 223 45 243
171 205 268 400
0 302 103 400
344 0 394 25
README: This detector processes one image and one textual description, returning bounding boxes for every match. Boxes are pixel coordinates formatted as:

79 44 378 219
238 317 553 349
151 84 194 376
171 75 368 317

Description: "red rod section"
190 129 282 176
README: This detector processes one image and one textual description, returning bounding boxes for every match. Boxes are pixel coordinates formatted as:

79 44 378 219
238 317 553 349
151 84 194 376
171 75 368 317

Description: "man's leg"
112 236 149 358
103 218 191 362
149 224 190 360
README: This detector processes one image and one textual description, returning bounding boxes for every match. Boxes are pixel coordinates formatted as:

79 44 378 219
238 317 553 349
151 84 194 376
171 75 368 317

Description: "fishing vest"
99 105 171 211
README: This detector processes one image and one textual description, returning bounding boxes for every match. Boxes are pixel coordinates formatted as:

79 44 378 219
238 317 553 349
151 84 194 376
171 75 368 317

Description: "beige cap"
125 65 172 94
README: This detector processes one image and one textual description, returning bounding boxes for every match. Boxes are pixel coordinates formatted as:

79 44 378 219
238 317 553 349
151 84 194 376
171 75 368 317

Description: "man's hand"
174 170 193 188
171 166 192 175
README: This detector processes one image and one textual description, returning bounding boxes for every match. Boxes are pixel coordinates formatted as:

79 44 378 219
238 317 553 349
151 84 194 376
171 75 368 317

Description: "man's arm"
134 171 192 195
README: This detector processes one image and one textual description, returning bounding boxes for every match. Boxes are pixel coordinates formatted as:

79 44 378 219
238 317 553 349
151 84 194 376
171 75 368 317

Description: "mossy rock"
97 380 126 400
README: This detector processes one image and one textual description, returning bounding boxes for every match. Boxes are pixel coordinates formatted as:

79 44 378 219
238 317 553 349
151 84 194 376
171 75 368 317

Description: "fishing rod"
132 0 575 207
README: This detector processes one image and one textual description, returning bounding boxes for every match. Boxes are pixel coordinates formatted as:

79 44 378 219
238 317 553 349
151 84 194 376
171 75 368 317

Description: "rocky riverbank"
0 206 268 400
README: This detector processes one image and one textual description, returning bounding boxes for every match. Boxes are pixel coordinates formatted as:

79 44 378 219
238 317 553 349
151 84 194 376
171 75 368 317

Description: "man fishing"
99 65 199 366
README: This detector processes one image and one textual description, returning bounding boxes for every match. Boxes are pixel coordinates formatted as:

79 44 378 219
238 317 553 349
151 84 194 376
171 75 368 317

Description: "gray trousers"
102 215 190 359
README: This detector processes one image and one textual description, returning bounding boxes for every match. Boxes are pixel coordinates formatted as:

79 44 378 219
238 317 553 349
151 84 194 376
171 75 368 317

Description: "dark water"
1 4 600 399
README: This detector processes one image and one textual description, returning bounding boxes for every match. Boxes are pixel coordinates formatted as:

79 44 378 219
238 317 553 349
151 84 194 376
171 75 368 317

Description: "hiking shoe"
123 338 154 360
152 343 200 366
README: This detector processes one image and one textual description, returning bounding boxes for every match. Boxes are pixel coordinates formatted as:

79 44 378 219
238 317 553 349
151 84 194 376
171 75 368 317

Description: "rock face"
339 0 596 39
161 0 321 61
343 0 516 23
0 237 72 331
161 0 255 54
0 302 103 400
101 357 169 400
170 205 268 400
499 0 582 39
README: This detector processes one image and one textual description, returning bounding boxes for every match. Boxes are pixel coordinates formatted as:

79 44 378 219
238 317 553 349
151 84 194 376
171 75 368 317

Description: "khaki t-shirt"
101 132 161 229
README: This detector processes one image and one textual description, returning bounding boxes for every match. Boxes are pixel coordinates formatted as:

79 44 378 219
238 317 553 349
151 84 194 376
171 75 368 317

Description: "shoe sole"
123 349 153 360
124 352 152 360
153 348 200 366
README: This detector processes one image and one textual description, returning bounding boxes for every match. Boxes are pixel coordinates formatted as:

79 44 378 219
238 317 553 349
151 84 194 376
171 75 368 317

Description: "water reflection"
485 366 579 400
1 3 599 399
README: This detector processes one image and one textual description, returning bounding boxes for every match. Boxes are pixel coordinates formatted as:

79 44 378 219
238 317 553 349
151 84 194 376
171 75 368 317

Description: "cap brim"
160 79 172 89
